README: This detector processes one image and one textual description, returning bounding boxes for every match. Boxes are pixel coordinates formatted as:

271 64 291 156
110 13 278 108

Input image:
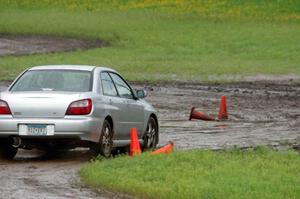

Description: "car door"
99 72 128 140
109 72 145 139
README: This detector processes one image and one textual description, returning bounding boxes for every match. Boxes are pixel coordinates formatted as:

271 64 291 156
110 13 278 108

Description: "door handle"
109 99 113 105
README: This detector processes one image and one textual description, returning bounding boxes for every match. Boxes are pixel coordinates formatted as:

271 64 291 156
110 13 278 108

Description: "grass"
80 147 300 199
0 1 300 82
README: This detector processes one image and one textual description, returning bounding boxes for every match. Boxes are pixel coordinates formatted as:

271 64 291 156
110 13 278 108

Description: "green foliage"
2 0 300 21
80 148 300 199
0 1 299 82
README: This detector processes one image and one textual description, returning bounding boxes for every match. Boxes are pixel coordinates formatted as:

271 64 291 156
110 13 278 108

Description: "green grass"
0 1 300 82
80 147 300 199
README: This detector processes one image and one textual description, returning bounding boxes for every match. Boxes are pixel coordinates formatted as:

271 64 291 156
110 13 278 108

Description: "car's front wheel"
0 139 18 159
143 117 158 150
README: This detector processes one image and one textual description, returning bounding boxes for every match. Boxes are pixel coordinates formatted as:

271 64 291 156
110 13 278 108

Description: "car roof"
29 65 116 72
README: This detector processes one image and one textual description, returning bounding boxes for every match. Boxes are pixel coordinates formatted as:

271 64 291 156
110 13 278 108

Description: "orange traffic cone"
189 107 215 121
150 141 174 155
218 95 228 120
130 127 141 156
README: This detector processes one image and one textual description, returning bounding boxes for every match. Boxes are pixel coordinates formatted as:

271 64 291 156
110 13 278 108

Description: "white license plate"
19 124 54 136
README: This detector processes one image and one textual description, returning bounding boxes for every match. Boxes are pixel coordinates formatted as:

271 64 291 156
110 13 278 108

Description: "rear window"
10 70 92 92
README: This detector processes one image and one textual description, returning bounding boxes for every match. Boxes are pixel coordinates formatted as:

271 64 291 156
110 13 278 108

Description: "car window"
10 70 91 92
100 72 118 96
109 73 133 99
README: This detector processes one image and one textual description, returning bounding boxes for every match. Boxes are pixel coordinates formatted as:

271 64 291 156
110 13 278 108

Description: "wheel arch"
149 113 159 144
149 113 158 129
104 115 114 136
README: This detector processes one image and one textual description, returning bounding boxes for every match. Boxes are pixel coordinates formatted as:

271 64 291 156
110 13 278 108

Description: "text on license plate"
27 124 47 135
19 124 54 136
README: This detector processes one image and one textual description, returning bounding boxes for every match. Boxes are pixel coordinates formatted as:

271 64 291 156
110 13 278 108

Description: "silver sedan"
0 65 159 158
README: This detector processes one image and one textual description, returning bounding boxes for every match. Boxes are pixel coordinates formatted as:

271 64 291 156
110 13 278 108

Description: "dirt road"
147 82 300 150
0 33 299 198
0 150 113 199
0 34 102 56
0 82 299 198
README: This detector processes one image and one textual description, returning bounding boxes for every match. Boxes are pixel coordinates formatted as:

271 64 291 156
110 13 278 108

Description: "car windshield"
10 70 92 92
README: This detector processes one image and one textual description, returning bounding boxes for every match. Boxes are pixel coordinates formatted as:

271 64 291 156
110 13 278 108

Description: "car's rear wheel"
143 117 158 150
97 120 113 158
0 139 18 159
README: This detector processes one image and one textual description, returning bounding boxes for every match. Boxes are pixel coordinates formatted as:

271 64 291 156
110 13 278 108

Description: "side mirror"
136 89 147 99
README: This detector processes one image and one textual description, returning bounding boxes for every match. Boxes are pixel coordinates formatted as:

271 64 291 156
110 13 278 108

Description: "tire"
0 139 18 159
96 120 113 158
143 117 159 150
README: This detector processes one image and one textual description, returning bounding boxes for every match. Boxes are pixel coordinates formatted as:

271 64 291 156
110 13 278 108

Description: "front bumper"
0 115 102 142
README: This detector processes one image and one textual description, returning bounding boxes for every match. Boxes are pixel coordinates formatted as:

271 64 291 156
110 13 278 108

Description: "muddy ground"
0 82 299 199
147 82 300 150
0 34 102 56
0 34 299 198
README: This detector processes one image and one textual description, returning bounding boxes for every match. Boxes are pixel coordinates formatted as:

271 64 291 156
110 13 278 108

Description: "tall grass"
2 0 300 21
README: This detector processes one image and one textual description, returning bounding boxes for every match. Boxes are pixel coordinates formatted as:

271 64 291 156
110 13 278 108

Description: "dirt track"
147 82 300 150
0 82 299 198
0 33 299 199
0 150 108 199
0 34 102 56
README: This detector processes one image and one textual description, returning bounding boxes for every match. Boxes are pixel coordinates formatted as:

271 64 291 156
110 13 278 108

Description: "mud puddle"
0 33 103 56
0 149 125 199
141 83 300 150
